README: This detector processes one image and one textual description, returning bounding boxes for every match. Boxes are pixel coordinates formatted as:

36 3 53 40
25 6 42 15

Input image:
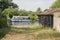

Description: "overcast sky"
13 0 55 11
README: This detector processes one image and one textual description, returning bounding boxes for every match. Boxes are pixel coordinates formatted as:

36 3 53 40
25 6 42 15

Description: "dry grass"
1 26 60 40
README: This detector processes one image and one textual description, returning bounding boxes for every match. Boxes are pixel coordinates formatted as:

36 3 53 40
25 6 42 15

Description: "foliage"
50 0 60 9
0 0 18 11
2 8 19 18
29 13 38 23
0 0 18 28
36 7 42 14
2 8 38 23
0 0 41 28
19 9 28 16
0 14 7 28
11 3 18 8
0 28 10 39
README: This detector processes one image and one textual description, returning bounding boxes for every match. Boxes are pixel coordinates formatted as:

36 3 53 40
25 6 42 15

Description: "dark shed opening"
38 14 53 28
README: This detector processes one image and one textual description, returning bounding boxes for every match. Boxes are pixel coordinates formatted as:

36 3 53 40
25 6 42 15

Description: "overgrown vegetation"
1 0 60 40
1 26 60 40
0 0 18 28
0 0 18 39
10 25 56 34
12 26 60 39
0 27 10 39
50 0 60 9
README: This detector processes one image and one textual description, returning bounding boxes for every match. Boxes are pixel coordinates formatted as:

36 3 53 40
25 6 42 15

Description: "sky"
13 0 55 11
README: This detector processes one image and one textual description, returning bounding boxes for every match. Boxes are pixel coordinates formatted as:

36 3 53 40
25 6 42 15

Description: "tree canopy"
0 0 18 12
29 13 38 23
36 7 42 14
0 0 18 28
19 10 28 16
2 8 19 18
50 0 60 9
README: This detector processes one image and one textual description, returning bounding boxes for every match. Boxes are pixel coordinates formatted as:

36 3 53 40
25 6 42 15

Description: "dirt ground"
1 31 35 40
1 27 60 40
1 31 59 40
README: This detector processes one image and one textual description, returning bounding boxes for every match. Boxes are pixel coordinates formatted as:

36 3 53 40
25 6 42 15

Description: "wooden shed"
38 8 60 30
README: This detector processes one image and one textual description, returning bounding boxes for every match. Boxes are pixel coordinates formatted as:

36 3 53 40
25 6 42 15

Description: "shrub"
0 14 8 28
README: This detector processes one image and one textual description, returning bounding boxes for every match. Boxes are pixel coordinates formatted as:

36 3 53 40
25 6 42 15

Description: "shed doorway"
38 15 53 28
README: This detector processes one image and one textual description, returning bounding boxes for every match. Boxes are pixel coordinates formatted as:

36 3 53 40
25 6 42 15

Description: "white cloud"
13 0 55 11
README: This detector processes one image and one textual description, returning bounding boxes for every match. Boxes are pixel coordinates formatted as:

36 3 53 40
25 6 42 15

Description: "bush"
0 14 8 28
0 28 10 39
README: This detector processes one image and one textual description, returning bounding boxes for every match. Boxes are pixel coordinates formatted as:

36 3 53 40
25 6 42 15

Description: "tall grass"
1 25 60 40
10 25 60 39
10 25 55 34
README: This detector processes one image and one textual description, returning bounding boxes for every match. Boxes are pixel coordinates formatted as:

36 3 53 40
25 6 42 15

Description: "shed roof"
38 8 60 15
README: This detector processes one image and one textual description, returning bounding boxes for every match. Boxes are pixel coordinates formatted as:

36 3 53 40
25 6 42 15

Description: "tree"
11 3 18 8
29 13 38 23
19 10 28 16
36 7 42 14
2 8 19 18
50 0 60 9
0 0 18 12
0 0 18 28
